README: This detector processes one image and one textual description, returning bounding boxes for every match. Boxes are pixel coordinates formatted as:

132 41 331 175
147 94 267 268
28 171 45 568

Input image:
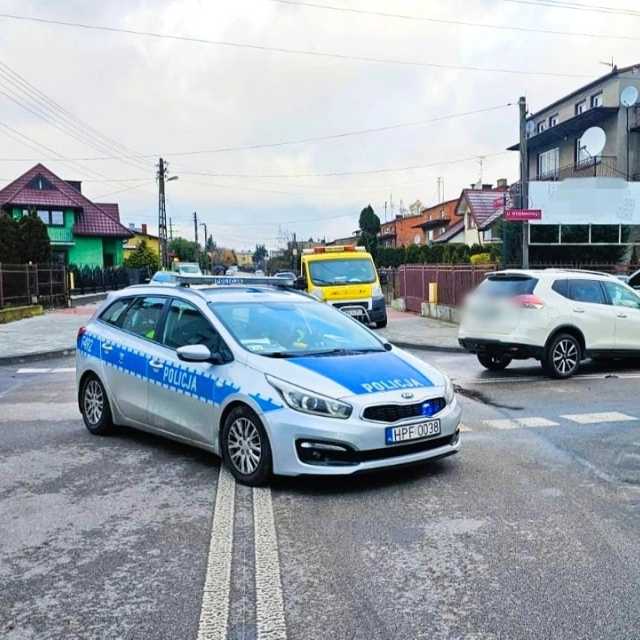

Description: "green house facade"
0 164 132 267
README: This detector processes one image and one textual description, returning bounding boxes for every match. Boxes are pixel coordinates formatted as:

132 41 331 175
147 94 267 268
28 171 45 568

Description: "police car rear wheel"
81 375 114 435
222 406 272 486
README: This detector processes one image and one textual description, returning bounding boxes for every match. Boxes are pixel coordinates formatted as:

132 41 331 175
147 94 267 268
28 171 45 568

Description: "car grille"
333 302 368 311
363 398 446 423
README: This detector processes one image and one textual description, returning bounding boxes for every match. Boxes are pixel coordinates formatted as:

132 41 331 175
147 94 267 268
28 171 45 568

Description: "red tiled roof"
456 188 511 231
0 164 132 238
95 203 120 221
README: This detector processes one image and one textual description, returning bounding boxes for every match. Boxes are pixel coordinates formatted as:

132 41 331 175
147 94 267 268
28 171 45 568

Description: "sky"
0 0 638 251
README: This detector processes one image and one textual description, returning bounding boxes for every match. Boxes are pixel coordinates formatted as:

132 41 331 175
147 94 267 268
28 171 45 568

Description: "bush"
470 252 492 265
124 239 160 271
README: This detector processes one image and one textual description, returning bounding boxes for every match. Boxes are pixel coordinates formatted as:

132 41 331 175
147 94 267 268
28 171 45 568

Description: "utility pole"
157 157 168 269
193 211 199 260
200 222 209 273
519 96 530 269
169 217 174 241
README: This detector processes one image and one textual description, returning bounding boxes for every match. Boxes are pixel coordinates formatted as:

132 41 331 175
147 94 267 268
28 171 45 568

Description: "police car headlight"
266 375 352 419
372 284 383 298
443 375 455 404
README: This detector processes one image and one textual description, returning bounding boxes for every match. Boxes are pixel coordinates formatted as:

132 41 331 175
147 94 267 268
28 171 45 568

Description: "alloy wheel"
227 417 262 475
84 379 104 425
552 339 578 375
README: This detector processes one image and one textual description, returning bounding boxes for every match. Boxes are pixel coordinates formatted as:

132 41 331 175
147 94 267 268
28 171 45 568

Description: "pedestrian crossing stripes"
483 412 637 430
17 367 75 374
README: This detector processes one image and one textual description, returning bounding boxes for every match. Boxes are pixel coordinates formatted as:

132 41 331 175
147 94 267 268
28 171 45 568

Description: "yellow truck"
299 245 387 328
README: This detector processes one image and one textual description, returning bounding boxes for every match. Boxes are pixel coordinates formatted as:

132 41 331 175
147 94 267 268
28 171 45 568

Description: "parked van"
300 245 387 328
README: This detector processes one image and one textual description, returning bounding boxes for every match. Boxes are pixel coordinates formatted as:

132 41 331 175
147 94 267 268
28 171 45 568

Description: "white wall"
529 177 640 225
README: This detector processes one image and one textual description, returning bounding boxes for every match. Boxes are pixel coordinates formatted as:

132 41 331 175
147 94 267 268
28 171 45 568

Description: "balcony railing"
47 226 74 244
536 156 626 181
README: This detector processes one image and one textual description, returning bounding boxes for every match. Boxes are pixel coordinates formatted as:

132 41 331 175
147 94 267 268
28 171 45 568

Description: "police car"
76 275 461 485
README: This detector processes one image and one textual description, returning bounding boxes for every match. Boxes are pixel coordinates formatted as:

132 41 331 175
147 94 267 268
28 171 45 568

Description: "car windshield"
178 264 200 274
211 300 384 357
308 258 376 286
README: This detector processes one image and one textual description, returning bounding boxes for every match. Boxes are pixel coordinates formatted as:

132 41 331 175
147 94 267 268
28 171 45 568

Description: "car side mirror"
379 271 388 285
294 276 306 290
177 344 214 363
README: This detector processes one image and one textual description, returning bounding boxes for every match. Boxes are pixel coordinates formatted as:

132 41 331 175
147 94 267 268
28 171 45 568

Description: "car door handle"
149 359 164 370
617 313 628 319
102 344 113 352
573 308 585 314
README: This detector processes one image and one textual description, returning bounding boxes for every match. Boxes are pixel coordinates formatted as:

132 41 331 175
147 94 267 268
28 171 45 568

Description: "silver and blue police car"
76 275 462 485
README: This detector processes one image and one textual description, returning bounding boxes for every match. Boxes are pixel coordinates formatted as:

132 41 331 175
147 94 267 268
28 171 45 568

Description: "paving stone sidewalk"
379 308 462 352
0 305 96 363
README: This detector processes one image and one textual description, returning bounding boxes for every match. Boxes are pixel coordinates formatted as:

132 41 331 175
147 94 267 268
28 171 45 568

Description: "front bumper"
263 397 462 476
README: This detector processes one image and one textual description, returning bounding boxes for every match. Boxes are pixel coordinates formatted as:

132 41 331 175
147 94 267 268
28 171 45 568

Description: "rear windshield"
479 276 538 297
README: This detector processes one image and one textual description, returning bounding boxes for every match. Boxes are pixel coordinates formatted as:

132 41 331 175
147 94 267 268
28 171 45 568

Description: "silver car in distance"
76 277 462 485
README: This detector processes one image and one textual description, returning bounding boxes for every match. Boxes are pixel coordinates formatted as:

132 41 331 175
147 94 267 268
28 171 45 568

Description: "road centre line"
197 466 236 640
253 486 288 640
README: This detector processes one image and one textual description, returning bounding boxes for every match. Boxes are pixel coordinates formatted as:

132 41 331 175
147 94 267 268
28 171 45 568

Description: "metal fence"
394 264 496 312
0 263 68 308
68 266 150 295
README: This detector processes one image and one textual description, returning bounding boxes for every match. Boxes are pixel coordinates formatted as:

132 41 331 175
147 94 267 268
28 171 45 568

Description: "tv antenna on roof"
599 57 616 71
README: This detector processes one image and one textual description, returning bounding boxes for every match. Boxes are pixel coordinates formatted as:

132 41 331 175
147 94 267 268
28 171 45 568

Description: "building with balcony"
0 163 132 267
508 64 640 251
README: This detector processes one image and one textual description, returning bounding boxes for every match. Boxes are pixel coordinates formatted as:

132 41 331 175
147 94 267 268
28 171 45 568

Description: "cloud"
0 0 636 248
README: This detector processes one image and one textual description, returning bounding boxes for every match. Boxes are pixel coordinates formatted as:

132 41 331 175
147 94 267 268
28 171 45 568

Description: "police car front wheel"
81 374 114 435
221 406 273 486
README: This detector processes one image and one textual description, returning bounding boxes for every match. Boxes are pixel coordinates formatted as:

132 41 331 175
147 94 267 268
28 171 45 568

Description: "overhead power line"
270 0 640 41
0 13 591 78
0 60 151 174
0 103 514 161
178 151 510 180
504 0 640 17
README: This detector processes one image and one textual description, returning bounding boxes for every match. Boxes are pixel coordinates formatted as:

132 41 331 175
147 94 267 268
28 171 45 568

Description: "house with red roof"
0 163 132 267
435 180 510 246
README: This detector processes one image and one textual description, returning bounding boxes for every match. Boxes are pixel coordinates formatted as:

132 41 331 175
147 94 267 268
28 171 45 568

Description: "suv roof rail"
543 268 615 278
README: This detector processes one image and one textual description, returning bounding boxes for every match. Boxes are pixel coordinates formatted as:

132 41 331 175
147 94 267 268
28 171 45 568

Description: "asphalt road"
2 353 640 639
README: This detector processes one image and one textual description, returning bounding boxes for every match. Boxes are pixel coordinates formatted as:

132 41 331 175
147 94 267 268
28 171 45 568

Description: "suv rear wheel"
477 353 512 371
544 333 581 379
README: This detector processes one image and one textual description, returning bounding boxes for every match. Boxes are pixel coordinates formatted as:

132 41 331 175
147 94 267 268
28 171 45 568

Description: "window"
591 92 603 108
538 147 559 178
603 282 640 310
537 121 546 133
530 224 560 244
308 258 376 286
591 225 620 244
575 100 587 115
552 279 569 298
575 135 591 165
549 114 559 127
479 276 538 297
100 298 133 326
35 209 64 226
120 296 166 341
561 225 590 243
163 299 231 358
567 279 605 304
26 174 54 190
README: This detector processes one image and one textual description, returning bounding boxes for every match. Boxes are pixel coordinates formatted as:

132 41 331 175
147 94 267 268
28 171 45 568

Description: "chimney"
141 223 148 235
496 178 508 189
481 183 493 191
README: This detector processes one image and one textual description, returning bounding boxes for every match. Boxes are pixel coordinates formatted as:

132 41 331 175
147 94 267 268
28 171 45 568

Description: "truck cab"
300 245 387 328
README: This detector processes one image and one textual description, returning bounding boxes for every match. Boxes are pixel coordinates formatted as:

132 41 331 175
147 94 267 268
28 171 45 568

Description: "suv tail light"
514 294 544 309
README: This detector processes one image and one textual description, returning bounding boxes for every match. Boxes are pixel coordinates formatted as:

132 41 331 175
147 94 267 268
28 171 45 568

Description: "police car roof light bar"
174 274 296 288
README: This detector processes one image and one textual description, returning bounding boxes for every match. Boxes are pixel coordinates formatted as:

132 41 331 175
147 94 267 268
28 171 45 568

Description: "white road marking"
16 367 75 374
0 402 80 422
562 411 637 425
460 424 473 432
16 367 50 374
253 486 287 640
460 372 640 385
483 417 558 429
51 367 75 373
197 466 236 640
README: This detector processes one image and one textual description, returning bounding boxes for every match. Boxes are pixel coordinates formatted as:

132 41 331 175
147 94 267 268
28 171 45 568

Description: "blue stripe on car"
77 331 282 411
290 351 434 395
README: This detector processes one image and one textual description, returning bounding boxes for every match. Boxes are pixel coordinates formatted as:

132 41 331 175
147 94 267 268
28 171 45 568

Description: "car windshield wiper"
301 347 385 357
262 351 299 358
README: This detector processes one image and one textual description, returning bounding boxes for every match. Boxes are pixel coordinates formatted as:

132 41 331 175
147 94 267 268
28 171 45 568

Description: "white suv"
459 269 640 378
